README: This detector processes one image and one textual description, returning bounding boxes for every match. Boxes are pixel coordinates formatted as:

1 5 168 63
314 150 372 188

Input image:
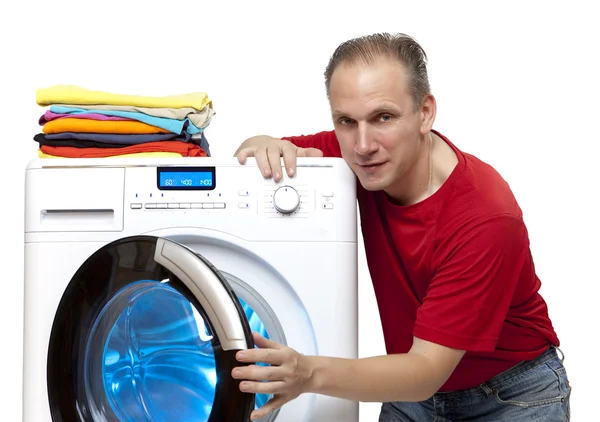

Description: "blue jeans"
379 346 571 421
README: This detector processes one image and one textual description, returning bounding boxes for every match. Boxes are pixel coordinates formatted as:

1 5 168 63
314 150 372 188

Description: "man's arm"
234 333 465 420
234 134 324 181
234 131 340 181
306 336 465 402
304 214 527 403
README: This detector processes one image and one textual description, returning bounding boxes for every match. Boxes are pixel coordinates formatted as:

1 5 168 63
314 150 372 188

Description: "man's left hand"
232 332 312 421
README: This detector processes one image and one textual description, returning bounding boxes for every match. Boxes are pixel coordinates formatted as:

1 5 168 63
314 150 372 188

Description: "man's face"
328 56 435 198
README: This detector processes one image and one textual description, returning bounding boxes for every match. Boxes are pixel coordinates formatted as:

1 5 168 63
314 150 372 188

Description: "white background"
1 0 598 420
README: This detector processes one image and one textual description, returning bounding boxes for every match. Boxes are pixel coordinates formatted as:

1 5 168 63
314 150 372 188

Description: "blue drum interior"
92 280 271 421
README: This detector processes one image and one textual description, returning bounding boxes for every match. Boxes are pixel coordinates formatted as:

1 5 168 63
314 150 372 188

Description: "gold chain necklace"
427 133 434 198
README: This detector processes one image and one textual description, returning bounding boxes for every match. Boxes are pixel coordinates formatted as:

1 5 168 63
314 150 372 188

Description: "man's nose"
355 124 377 155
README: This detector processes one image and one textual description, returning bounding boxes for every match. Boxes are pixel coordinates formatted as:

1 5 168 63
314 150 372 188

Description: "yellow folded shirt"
36 85 212 110
43 118 170 135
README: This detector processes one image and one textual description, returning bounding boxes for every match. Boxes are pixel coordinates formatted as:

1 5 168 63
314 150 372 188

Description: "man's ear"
419 94 437 135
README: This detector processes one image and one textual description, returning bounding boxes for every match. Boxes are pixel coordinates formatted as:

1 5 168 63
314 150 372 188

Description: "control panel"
124 164 339 218
24 157 357 242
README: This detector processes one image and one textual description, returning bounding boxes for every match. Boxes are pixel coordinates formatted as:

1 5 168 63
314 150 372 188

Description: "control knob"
273 185 300 214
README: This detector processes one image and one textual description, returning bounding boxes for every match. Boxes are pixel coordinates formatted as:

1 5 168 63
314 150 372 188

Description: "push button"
130 203 142 209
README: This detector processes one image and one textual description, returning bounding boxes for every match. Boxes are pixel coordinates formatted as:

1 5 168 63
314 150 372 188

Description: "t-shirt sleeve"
413 214 529 352
281 130 342 158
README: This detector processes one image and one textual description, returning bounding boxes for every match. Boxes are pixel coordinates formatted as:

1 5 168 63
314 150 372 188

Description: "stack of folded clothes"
34 85 215 158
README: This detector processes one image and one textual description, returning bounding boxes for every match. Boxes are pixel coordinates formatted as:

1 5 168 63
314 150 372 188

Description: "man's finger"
267 146 284 182
253 332 285 349
236 146 255 164
233 363 284 382
253 145 272 178
235 332 287 366
280 142 298 177
297 147 324 158
236 347 286 365
240 380 286 395
250 395 289 421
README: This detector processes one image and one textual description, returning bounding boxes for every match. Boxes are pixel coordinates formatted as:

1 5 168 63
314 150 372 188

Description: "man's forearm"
305 353 450 403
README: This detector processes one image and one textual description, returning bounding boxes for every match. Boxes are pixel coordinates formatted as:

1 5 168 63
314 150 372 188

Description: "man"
231 33 571 421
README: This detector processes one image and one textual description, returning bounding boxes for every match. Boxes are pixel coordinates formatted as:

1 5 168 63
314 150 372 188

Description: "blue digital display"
157 167 215 190
160 171 212 187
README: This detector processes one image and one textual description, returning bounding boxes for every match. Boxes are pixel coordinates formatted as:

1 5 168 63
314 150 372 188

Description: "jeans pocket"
564 378 572 421
492 363 567 408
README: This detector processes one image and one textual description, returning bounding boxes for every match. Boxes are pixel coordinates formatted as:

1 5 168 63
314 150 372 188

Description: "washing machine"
23 156 358 422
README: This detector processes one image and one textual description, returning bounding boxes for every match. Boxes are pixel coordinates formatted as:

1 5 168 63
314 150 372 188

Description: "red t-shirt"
282 129 559 391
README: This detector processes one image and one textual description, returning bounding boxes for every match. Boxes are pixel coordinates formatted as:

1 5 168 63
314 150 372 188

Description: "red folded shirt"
40 141 207 158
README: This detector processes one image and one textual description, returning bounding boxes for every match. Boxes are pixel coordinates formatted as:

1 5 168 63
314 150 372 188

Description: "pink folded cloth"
39 110 132 125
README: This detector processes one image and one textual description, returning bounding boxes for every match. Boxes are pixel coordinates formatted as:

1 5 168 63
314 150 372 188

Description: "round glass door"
47 235 256 422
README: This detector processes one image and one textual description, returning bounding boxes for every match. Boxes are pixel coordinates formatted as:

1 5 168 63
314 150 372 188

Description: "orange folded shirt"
40 141 208 158
38 150 183 159
42 118 171 134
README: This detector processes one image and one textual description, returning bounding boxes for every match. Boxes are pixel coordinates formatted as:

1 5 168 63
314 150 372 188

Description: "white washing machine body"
23 157 358 422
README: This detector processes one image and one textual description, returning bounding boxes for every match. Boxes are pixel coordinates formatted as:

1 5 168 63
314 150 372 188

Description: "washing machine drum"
46 235 260 422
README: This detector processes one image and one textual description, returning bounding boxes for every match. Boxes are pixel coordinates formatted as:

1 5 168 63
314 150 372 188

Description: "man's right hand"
235 135 323 182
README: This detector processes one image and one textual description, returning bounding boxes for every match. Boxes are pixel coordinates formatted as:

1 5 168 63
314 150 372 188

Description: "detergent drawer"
25 167 125 232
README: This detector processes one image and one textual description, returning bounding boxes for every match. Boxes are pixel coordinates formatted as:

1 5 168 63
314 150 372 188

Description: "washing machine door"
46 235 256 422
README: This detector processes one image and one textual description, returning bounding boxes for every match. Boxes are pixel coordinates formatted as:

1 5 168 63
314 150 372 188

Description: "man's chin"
356 176 387 192
349 162 390 191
